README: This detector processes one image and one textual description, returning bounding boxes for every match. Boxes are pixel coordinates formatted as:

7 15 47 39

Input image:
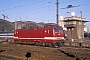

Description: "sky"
0 0 90 29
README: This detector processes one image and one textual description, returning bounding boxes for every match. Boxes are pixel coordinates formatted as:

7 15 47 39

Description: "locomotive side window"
48 29 51 34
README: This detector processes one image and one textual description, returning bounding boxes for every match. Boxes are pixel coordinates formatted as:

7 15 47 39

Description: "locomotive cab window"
59 30 63 33
48 29 51 34
54 29 63 33
54 29 59 33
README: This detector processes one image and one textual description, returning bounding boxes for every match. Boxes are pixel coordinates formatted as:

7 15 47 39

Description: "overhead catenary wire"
0 0 87 14
7 4 55 17
0 0 78 13
5 0 78 22
0 0 55 22
60 0 77 4
15 15 56 23
0 0 48 12
2 6 90 16
0 0 90 23
80 4 90 6
0 0 90 13
10 6 90 19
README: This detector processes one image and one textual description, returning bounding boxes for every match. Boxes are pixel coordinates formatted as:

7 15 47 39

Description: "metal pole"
56 0 59 27
15 19 17 30
80 11 82 40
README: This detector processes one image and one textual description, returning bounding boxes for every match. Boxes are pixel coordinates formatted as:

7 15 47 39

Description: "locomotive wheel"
53 43 59 48
42 43 46 47
57 42 64 47
48 43 54 47
56 42 60 47
35 42 40 46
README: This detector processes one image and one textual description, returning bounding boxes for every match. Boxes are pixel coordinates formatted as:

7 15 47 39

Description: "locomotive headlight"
58 34 60 35
45 30 47 32
62 37 64 39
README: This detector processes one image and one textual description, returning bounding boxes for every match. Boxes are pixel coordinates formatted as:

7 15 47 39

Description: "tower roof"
62 17 89 22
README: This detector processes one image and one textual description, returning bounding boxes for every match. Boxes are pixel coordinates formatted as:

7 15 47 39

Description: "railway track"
64 40 90 48
58 47 90 60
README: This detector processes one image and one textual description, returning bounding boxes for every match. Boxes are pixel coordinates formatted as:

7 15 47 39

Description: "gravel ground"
0 43 90 60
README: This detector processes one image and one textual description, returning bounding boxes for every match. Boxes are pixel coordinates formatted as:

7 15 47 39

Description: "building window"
72 28 74 30
79 22 82 25
69 29 70 31
69 21 73 24
73 21 76 24
84 22 86 25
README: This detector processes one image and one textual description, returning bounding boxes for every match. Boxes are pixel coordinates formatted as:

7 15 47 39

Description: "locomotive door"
44 29 54 37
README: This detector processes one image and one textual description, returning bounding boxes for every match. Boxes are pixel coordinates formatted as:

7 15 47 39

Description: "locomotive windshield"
59 30 63 33
54 29 63 33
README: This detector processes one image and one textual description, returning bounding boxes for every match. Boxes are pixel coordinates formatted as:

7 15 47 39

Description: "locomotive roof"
16 24 63 30
16 27 63 31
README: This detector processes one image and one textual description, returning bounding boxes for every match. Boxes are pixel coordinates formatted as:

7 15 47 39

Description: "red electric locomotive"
14 24 65 47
